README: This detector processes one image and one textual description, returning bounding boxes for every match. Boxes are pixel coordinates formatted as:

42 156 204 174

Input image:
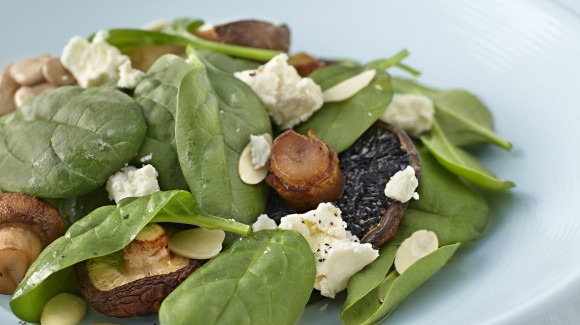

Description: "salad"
0 17 514 325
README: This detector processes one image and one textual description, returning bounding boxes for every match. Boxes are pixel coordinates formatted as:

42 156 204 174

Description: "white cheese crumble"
234 54 323 129
117 60 144 89
106 165 160 203
384 166 419 203
380 93 435 136
251 214 278 232
249 134 271 169
279 203 379 298
61 30 133 88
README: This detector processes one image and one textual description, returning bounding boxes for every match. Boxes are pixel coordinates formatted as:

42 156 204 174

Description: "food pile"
0 18 514 325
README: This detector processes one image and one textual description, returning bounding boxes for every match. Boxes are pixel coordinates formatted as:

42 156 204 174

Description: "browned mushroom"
287 52 329 77
0 192 65 294
0 67 19 115
266 130 344 212
196 20 290 52
77 223 204 317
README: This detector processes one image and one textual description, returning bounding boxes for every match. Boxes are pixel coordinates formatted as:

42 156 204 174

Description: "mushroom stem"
0 226 43 294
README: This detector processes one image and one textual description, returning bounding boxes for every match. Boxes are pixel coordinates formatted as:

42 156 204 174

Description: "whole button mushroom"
0 192 65 294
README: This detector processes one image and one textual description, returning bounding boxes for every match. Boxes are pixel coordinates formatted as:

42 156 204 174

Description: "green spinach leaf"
393 77 511 149
421 121 515 191
159 229 316 325
295 69 393 153
0 86 146 198
200 50 261 74
392 145 490 245
341 243 460 325
101 28 280 61
132 54 193 190
175 53 272 224
10 190 251 323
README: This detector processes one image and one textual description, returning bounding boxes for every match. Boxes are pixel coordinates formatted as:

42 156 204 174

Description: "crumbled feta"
279 203 379 298
384 166 419 203
251 214 278 231
117 60 144 89
249 134 271 169
234 54 323 129
380 93 435 136
106 165 160 203
61 30 129 88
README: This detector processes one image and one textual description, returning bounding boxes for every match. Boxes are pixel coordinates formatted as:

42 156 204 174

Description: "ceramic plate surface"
1 0 580 324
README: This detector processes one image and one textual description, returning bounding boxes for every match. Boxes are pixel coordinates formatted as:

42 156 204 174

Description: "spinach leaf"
159 229 316 325
295 69 393 153
341 243 460 325
200 50 261 74
101 29 280 61
175 53 272 224
132 54 193 190
0 86 146 198
421 121 515 191
46 185 112 227
10 190 251 323
392 145 490 245
393 77 511 149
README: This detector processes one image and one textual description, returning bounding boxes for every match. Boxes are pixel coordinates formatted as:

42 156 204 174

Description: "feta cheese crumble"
117 60 144 89
234 54 323 129
384 166 419 203
249 134 271 169
278 203 379 298
380 93 435 136
61 30 142 89
106 165 160 203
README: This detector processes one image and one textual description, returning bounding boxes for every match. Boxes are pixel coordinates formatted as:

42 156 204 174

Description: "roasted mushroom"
196 19 290 52
0 192 65 294
267 122 420 248
77 223 204 317
266 130 344 212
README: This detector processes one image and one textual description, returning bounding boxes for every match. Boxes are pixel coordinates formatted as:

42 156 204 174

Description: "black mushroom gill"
266 122 420 248
76 223 204 317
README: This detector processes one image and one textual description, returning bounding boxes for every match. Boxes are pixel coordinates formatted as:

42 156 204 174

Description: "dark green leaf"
0 87 146 198
132 54 193 190
295 69 393 153
159 229 316 325
10 190 251 323
393 77 511 149
393 145 490 245
341 243 460 325
421 121 515 191
200 50 261 74
175 53 271 224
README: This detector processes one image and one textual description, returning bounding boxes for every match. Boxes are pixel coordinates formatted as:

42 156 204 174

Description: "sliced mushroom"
266 122 421 248
14 83 56 107
196 20 290 52
127 44 185 72
77 223 205 317
42 57 76 86
288 52 329 77
266 130 344 212
0 192 65 294
8 54 50 86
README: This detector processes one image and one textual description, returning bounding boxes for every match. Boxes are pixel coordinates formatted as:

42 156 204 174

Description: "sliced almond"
322 69 376 103
14 83 56 107
168 228 225 260
41 293 87 325
394 229 438 274
0 67 19 115
239 133 272 184
9 54 51 86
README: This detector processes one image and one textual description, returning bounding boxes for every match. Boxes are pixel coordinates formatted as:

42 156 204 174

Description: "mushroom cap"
0 192 65 246
211 20 290 52
76 258 205 317
266 122 420 248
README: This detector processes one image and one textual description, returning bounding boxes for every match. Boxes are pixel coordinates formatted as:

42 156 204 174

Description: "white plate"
2 0 580 324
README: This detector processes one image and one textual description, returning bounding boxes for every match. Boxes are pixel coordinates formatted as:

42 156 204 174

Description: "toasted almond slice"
168 228 225 260
41 293 87 325
322 69 376 103
394 229 438 274
239 133 272 184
